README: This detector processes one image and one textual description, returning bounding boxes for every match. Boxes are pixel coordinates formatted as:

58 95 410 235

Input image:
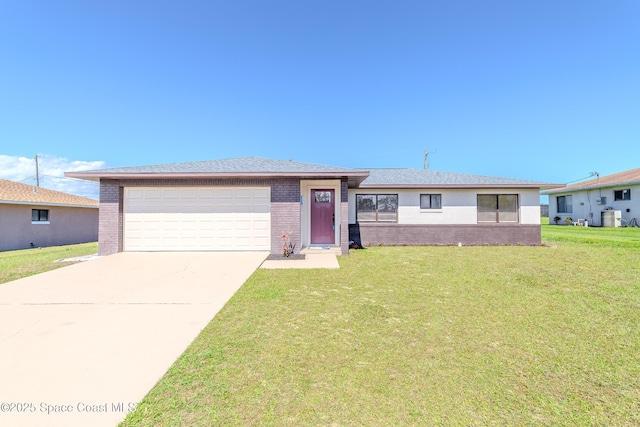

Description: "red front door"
310 189 335 244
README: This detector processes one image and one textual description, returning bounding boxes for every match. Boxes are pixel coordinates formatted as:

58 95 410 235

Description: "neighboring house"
66 157 559 256
540 204 549 218
542 168 640 227
0 179 99 251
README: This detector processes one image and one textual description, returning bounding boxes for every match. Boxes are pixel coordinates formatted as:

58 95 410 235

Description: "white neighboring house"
542 168 640 227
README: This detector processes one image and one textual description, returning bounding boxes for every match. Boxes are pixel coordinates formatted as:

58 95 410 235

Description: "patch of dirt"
266 254 306 260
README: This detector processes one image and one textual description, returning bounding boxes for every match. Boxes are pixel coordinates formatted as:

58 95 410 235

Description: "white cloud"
0 154 104 200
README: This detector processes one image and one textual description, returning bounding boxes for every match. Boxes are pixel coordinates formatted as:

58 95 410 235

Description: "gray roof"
359 168 553 188
66 156 559 189
82 156 362 174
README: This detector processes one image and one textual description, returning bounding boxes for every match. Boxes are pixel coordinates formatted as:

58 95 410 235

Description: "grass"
543 223 640 248
121 226 640 426
0 242 98 285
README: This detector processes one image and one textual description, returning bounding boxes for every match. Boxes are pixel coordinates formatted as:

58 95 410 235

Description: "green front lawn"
0 242 98 285
122 227 640 426
543 223 640 247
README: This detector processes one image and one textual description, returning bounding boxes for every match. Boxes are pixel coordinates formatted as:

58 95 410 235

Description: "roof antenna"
423 149 429 170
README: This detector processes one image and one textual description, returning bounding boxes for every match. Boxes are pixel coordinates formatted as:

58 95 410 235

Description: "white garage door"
124 187 271 251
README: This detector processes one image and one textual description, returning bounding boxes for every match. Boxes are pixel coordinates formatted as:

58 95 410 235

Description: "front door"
310 189 335 244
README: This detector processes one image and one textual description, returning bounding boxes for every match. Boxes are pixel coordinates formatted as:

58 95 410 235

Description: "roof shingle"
77 156 363 174
360 168 553 187
0 179 99 207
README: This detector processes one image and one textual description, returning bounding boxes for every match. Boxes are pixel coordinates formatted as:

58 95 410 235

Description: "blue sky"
1 1 639 200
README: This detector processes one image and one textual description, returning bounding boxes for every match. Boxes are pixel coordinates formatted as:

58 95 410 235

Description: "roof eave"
542 180 640 195
0 200 99 208
66 171 370 182
358 183 555 189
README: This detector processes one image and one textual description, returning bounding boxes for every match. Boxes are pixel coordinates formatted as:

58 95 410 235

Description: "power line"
566 171 599 185
40 174 99 184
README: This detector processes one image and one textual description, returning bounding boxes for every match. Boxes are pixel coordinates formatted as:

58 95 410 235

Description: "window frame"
356 194 399 223
420 193 442 210
477 194 519 223
31 209 50 224
557 195 573 214
614 189 631 201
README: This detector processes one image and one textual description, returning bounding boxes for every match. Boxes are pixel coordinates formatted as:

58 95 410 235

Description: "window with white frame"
420 194 442 209
557 195 573 213
477 194 519 223
356 194 398 222
614 189 631 201
31 209 50 223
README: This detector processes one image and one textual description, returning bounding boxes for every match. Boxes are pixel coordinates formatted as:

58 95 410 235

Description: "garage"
124 187 271 251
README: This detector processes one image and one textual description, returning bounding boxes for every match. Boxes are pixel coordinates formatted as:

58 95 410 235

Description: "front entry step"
300 246 342 255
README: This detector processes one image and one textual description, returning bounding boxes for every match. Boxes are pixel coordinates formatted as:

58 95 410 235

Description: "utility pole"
423 149 429 169
34 155 40 187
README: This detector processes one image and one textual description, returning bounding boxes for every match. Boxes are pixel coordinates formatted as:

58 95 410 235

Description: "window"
478 194 519 223
420 194 442 209
557 195 573 213
31 209 49 223
356 194 398 222
315 191 332 203
614 189 631 201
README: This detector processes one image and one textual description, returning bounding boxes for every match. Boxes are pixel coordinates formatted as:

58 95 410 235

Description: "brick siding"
340 179 349 254
270 178 301 203
353 223 542 246
116 178 272 187
271 203 301 254
98 180 122 255
270 178 302 254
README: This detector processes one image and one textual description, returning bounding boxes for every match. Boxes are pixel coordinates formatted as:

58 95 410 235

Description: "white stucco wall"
547 184 640 226
348 188 541 225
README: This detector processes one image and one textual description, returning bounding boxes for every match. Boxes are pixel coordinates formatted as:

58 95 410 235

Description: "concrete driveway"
0 251 267 427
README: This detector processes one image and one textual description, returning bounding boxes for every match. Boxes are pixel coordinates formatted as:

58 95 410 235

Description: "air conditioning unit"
602 210 622 227
596 197 606 205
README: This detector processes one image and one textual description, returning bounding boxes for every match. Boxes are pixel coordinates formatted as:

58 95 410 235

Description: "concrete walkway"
0 251 267 427
260 253 340 269
260 246 341 269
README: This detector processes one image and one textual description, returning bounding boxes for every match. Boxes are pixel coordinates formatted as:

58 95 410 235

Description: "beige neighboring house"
0 179 98 251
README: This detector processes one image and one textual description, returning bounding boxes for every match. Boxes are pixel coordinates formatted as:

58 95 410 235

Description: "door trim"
300 180 341 249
